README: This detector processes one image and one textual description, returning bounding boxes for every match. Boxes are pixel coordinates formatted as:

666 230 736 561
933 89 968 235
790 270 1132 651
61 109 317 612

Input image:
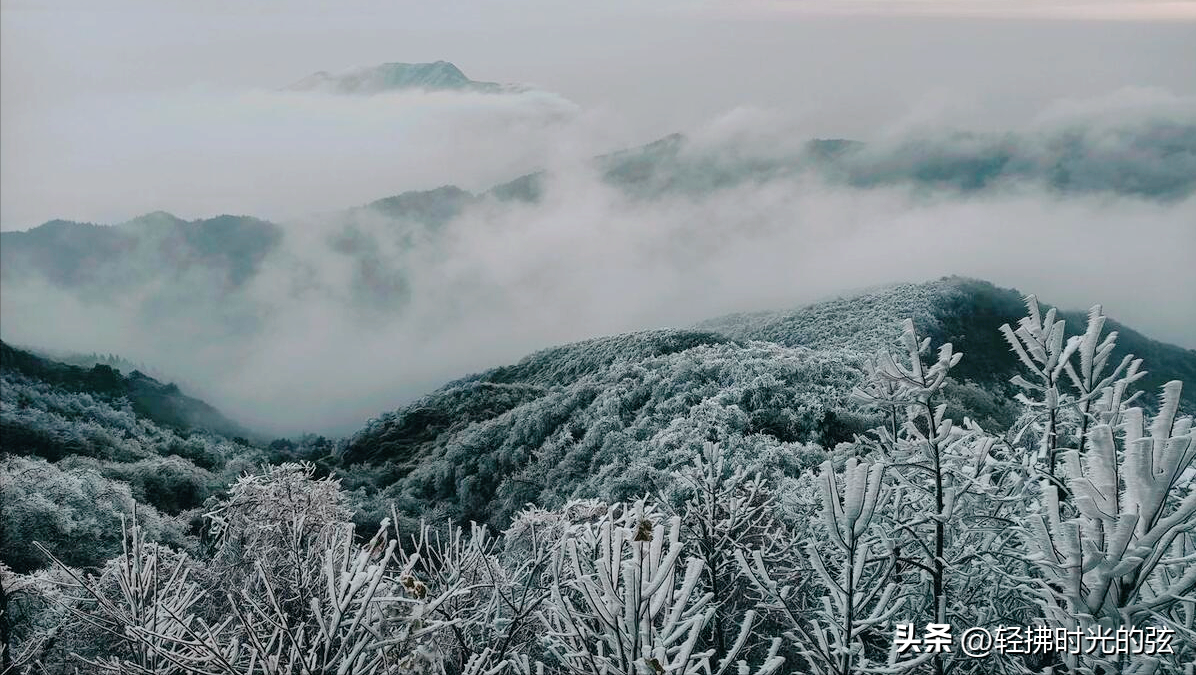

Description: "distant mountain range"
0 212 282 294
285 61 527 95
5 118 1193 304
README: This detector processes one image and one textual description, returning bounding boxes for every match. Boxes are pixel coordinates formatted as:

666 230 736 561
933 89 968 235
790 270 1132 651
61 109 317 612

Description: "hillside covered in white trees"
2 277 1193 674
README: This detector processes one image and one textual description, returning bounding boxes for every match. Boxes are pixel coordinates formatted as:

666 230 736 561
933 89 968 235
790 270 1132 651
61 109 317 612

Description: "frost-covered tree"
0 455 183 574
668 442 787 665
393 515 553 675
738 457 930 675
848 319 967 675
538 499 782 675
35 517 201 675
1000 297 1144 477
202 461 354 623
39 502 470 674
1023 381 1195 674
0 562 70 674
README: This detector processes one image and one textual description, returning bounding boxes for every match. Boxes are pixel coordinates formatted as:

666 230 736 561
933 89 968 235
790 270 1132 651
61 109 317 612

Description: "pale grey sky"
2 0 1195 229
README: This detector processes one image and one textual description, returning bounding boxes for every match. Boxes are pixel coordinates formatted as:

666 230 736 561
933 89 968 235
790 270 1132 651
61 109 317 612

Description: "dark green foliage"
0 220 136 287
928 277 1196 411
925 278 1031 387
162 214 282 288
843 133 1017 192
487 172 544 202
160 434 227 471
1 343 125 396
1 341 248 438
814 409 879 448
937 379 1022 433
83 456 219 515
264 434 341 477
343 382 547 466
0 418 75 462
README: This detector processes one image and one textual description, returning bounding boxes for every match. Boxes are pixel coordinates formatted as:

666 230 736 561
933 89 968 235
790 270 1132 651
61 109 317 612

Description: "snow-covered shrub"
0 455 183 574
202 461 354 622
737 456 925 675
1023 382 1195 674
38 484 468 674
670 443 788 666
538 498 782 675
0 562 72 674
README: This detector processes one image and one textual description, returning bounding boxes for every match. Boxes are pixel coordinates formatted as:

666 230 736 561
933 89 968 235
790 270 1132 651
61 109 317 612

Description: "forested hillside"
0 343 330 574
3 282 1191 674
339 277 1192 532
343 336 863 529
0 342 249 439
0 214 282 294
701 277 1196 408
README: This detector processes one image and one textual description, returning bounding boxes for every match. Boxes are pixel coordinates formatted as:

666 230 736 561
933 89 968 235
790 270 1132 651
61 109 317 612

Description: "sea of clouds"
2 81 1193 435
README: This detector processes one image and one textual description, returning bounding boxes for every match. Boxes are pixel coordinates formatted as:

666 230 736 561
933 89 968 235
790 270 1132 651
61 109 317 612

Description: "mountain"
0 341 263 572
340 329 859 529
338 277 1195 530
487 122 1196 202
3 276 1192 573
698 277 1196 409
0 341 250 440
0 213 282 294
285 61 524 95
360 185 477 225
348 118 1196 219
5 118 1192 300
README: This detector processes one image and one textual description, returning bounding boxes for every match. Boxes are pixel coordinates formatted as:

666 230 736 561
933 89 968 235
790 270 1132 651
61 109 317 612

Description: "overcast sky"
3 0 1195 229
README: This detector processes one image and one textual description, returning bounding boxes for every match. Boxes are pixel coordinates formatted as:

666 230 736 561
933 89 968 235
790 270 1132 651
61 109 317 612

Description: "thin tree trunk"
924 401 946 675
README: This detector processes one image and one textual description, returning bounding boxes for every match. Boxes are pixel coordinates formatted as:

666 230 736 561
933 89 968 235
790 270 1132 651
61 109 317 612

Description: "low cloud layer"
3 88 1194 435
0 85 606 229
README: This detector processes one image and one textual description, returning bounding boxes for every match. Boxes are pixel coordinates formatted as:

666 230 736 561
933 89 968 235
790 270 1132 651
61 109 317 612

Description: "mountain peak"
123 211 186 228
285 61 518 95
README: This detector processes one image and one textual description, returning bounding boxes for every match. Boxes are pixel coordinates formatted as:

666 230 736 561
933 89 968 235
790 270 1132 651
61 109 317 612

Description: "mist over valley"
2 63 1194 433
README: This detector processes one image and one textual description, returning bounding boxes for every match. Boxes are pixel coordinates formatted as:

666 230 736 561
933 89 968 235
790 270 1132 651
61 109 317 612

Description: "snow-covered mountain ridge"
285 61 526 94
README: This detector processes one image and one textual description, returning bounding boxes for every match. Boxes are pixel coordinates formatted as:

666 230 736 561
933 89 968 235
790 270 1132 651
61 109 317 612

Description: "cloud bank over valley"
2 82 1194 434
2 5 1194 434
